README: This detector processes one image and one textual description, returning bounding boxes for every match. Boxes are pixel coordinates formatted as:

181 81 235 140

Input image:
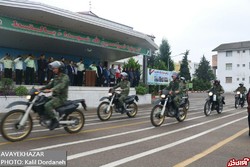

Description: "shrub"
14 86 28 96
135 83 148 95
0 78 15 96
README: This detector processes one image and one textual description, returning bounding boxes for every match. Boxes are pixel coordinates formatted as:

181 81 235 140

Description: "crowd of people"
0 53 141 87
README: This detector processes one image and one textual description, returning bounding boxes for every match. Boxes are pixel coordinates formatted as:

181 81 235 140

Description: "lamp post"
168 53 185 71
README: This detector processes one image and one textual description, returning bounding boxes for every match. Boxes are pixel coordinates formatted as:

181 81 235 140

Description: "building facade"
213 41 250 92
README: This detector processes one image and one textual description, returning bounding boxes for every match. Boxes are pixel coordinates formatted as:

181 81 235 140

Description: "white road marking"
65 108 238 160
100 116 246 167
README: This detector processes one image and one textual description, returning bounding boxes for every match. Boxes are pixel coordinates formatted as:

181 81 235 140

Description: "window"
237 78 239 81
226 77 232 83
243 50 245 53
243 64 245 67
237 64 240 67
225 63 232 70
237 50 240 54
242 78 245 81
226 51 232 57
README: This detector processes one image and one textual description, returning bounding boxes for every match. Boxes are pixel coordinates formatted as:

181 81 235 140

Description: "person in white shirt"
0 53 13 79
76 58 85 86
24 54 36 85
14 55 24 85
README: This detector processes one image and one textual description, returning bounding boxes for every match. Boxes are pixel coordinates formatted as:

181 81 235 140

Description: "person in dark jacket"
37 54 47 85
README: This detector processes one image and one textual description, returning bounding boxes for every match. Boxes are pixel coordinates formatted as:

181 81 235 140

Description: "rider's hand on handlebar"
43 89 52 93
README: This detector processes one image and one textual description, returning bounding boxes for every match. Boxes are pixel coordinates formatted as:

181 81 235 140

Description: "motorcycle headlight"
108 93 112 96
208 92 213 96
161 94 166 98
237 91 240 95
26 95 31 100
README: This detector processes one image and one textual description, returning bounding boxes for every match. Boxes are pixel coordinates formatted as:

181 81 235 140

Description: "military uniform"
235 86 247 94
113 80 130 108
235 85 247 101
166 79 183 109
40 73 69 119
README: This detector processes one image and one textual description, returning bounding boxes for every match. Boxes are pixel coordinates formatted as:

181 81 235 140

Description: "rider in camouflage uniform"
40 61 69 130
165 72 183 117
113 72 130 112
209 80 225 104
235 82 247 101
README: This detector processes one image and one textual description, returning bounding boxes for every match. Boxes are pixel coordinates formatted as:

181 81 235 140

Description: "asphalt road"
0 92 249 167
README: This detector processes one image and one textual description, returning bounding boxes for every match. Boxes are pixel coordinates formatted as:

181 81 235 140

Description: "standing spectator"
24 54 36 85
247 88 250 136
67 60 75 86
37 54 47 85
73 63 78 86
14 55 23 85
97 62 103 86
103 65 110 87
61 57 67 73
47 57 54 83
116 64 122 84
76 58 85 86
0 53 13 79
109 64 116 86
128 67 134 87
135 68 141 86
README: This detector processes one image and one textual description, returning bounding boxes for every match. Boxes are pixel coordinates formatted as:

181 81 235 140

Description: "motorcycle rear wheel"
204 101 212 116
176 107 187 122
126 102 138 118
150 105 165 127
64 109 85 133
0 109 33 142
97 101 113 121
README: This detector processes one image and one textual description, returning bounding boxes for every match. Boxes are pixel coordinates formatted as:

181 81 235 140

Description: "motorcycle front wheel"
97 101 113 121
0 109 33 142
204 101 212 116
217 102 223 114
235 98 239 109
185 99 190 110
150 105 165 127
64 109 85 133
126 102 138 118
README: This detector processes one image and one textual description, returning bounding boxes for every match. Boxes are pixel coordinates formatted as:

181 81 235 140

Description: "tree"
159 39 174 71
193 55 215 90
123 57 140 70
195 55 215 81
147 51 158 68
179 50 191 81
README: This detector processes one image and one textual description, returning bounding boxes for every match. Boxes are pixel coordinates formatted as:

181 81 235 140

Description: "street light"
168 53 185 71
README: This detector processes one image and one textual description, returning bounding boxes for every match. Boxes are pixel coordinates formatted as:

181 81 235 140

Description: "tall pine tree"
179 50 191 81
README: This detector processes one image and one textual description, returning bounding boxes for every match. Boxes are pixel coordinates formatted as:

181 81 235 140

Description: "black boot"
49 118 59 130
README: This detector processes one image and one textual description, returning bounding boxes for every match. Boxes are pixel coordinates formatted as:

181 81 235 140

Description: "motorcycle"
97 88 139 121
234 91 245 108
204 90 224 116
0 87 86 142
150 89 188 127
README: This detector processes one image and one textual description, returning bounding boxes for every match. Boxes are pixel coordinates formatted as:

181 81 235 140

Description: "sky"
31 0 250 63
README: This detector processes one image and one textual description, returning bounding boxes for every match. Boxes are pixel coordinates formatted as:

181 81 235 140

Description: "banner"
147 68 174 85
0 16 150 56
